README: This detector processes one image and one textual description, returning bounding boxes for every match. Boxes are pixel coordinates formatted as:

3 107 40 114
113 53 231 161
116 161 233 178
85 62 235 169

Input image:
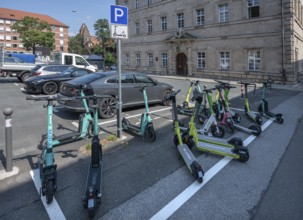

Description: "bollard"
3 107 13 172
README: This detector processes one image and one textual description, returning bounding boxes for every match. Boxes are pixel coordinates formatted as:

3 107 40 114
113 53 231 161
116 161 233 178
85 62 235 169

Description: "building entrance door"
176 53 188 75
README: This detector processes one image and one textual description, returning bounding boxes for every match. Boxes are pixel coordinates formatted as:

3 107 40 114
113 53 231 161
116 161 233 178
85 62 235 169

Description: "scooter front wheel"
276 114 284 124
211 125 225 138
144 128 156 142
248 124 262 136
46 180 54 204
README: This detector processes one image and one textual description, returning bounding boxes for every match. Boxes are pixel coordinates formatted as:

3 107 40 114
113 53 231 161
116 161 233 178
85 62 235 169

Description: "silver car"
30 64 72 76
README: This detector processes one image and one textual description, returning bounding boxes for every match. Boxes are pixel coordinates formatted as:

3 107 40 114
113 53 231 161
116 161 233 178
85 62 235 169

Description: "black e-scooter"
168 90 204 183
257 80 284 124
82 95 103 219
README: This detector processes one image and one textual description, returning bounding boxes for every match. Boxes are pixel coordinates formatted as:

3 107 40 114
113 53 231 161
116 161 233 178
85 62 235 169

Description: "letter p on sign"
110 5 128 25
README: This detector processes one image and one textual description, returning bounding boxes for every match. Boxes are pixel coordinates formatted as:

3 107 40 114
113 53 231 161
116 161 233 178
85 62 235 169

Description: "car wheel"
21 73 30 83
43 82 58 95
98 96 116 119
162 90 173 106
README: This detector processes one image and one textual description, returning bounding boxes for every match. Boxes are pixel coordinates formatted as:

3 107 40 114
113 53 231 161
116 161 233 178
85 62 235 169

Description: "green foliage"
11 16 55 54
94 19 116 65
68 34 90 54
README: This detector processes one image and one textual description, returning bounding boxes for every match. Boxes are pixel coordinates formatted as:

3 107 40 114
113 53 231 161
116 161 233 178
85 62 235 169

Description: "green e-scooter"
168 90 204 183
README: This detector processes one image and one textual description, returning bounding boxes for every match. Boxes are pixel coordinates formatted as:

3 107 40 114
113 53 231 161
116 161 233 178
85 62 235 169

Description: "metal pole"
117 39 122 139
3 107 13 172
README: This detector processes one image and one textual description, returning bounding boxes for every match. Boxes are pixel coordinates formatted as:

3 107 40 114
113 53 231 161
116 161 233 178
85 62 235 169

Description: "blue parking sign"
110 5 128 25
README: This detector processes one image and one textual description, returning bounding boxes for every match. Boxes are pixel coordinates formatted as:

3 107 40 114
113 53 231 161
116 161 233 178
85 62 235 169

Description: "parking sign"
110 5 128 25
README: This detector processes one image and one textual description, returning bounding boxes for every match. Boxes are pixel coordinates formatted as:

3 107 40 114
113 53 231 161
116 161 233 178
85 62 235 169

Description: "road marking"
30 169 66 220
150 119 274 220
14 83 19 86
71 122 105 134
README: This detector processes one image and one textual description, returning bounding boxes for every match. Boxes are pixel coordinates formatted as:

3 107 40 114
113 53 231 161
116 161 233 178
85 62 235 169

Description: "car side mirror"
153 79 158 85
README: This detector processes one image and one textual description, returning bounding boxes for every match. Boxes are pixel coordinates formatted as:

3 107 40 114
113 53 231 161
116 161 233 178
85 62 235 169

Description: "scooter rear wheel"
276 114 284 124
46 180 54 204
144 128 156 142
248 124 262 136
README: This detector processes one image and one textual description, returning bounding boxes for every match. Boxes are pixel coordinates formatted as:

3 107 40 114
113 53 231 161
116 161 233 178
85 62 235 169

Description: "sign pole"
117 39 122 139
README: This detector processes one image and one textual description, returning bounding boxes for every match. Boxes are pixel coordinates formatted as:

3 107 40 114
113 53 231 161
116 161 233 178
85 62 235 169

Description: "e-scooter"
122 85 156 142
216 81 262 136
38 84 93 149
177 79 210 123
182 91 249 162
82 95 103 219
168 90 204 183
26 95 76 204
238 81 263 126
257 80 284 124
196 86 225 138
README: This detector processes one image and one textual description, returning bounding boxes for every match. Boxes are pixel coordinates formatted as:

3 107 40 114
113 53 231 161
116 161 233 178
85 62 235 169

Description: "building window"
6 27 11 32
51 26 56 30
12 36 18 40
5 36 11 40
136 0 140 9
248 0 260 18
148 53 154 66
135 22 140 34
177 13 184 29
160 16 167 31
147 19 152 33
126 53 130 66
60 33 64 38
5 20 11 24
0 26 3 32
197 52 206 68
19 44 23 48
136 53 141 66
220 51 230 69
60 39 64 46
162 53 168 67
219 4 229 22
0 35 4 40
196 9 205 26
12 44 18 48
0 19 3 24
148 0 153 6
248 50 260 71
59 27 63 32
6 43 11 48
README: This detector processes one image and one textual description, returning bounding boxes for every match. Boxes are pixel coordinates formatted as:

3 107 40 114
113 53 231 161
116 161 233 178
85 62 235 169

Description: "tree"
94 19 116 65
68 34 90 54
11 16 55 55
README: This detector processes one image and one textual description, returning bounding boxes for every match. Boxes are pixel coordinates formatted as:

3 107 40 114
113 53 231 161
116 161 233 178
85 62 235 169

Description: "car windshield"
70 73 106 84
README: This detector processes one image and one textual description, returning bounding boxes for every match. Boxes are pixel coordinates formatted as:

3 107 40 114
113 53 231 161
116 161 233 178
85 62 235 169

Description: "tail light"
33 72 41 76
83 87 94 95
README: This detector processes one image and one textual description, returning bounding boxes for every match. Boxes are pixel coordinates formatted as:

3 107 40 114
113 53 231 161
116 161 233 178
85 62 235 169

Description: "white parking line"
30 169 66 220
150 119 274 220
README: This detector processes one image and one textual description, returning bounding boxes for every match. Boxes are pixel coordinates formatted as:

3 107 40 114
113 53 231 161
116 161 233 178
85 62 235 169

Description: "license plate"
88 199 94 208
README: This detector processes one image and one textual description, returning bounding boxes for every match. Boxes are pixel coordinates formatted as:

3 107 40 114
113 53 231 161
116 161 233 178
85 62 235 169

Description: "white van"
52 52 97 72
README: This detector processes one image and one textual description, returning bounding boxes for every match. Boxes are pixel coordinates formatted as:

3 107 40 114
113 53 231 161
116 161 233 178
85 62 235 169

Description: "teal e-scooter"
82 95 103 219
122 85 156 142
39 84 93 149
257 80 284 123
26 95 77 204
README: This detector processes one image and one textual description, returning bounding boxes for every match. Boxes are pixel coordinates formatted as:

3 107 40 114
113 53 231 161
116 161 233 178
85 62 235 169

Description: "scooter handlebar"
165 89 181 100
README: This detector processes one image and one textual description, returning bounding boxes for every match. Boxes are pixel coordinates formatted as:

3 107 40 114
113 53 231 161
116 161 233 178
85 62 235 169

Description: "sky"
1 0 116 36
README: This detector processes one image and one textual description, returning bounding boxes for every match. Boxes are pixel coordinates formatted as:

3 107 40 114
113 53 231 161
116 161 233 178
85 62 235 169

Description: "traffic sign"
110 5 128 25
111 25 128 39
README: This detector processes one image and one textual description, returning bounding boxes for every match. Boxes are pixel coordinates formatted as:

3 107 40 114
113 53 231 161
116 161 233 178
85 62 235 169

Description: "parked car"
30 64 72 76
24 66 93 95
57 71 174 119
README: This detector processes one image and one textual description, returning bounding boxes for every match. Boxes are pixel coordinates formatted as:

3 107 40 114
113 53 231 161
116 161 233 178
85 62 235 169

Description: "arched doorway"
176 53 188 75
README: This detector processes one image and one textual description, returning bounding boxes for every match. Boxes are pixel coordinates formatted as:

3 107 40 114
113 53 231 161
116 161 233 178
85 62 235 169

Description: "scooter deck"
53 131 82 146
196 141 239 158
123 123 141 134
196 134 235 147
177 143 198 165
83 159 103 207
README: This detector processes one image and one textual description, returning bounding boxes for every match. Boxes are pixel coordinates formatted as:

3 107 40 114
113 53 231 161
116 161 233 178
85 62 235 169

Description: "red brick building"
0 7 69 55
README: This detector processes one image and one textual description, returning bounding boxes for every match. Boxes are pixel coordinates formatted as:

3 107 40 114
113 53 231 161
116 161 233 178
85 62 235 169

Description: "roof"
0 7 68 28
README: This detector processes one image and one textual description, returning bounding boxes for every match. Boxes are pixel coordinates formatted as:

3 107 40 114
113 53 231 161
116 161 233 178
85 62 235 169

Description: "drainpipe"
281 0 286 84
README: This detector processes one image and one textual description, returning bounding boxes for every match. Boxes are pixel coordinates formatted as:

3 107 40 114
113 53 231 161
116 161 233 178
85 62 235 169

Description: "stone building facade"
116 0 303 84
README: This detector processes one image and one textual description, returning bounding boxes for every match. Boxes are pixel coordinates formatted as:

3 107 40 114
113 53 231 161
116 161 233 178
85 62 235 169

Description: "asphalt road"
0 75 302 220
